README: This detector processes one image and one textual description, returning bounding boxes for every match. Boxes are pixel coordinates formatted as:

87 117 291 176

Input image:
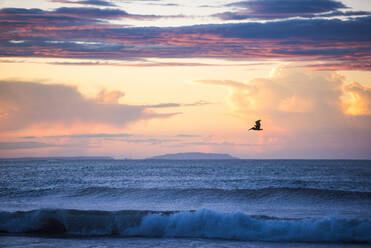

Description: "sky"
0 0 370 159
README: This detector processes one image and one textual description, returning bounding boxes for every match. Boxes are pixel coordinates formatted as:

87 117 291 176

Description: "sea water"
0 159 370 247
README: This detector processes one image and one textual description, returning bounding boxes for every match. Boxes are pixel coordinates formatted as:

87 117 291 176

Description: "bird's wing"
255 120 261 128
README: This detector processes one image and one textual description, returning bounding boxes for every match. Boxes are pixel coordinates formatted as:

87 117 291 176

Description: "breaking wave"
1 209 370 243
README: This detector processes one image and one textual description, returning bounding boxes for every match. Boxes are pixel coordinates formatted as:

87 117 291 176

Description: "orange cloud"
197 69 371 158
344 82 371 116
199 69 346 118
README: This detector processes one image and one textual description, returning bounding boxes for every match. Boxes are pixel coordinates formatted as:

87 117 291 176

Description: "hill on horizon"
148 152 239 160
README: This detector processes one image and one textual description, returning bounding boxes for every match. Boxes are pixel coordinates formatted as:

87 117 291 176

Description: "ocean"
0 159 370 247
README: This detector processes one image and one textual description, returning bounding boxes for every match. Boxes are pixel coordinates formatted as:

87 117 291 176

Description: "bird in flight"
249 120 263 131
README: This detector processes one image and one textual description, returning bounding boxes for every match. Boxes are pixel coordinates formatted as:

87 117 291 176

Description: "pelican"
249 120 263 131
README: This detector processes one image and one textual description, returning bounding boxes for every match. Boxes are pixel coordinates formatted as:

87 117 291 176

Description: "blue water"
0 159 370 247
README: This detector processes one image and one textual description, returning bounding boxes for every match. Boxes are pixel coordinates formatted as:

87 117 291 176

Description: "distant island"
148 152 239 160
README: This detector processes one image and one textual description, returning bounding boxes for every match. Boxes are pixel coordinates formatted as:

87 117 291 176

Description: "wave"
66 187 371 203
0 187 63 198
2 186 371 204
1 209 370 243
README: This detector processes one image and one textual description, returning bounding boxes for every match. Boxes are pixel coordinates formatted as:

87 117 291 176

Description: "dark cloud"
1 7 371 69
54 7 131 18
215 9 370 21
51 0 116 7
0 6 162 26
0 7 105 33
216 0 347 20
206 16 371 41
229 0 346 11
0 81 177 131
52 6 178 20
78 0 115 6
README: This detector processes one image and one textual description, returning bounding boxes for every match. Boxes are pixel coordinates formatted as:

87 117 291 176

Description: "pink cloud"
0 80 176 131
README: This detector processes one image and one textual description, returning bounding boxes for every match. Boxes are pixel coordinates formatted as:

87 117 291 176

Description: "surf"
1 209 370 243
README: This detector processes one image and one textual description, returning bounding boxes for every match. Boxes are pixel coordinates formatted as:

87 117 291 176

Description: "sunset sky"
0 0 370 159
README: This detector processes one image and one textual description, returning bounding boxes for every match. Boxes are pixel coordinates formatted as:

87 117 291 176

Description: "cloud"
291 61 371 71
54 7 132 19
199 70 346 118
175 134 200 138
24 133 132 139
215 0 347 20
51 0 116 7
315 10 371 18
96 90 125 104
122 138 180 145
173 141 262 147
51 7 180 20
344 82 371 116
198 70 349 118
21 133 202 147
46 61 255 67
145 100 211 108
0 7 164 25
0 80 177 131
0 7 371 69
0 142 55 150
197 69 371 158
32 133 201 139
